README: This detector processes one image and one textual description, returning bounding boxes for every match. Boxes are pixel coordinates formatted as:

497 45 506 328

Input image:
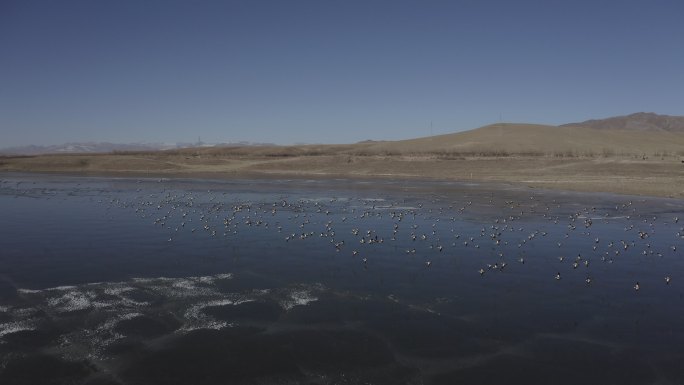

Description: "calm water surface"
1 173 684 384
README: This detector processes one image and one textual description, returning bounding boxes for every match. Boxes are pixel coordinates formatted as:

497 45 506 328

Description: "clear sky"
1 0 683 147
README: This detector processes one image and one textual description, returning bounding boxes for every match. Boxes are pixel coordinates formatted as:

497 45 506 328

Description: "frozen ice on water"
171 279 198 290
96 312 144 333
179 298 242 332
146 279 218 299
47 290 96 313
279 289 318 310
17 288 41 294
184 298 236 321
0 320 37 338
179 319 230 332
103 285 135 296
190 272 234 284
48 285 79 291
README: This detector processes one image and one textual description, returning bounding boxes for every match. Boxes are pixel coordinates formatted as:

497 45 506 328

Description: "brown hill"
561 112 684 132
153 123 684 159
103 120 684 160
357 122 684 157
4 119 684 198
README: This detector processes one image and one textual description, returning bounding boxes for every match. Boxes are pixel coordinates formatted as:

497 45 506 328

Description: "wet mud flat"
1 174 684 384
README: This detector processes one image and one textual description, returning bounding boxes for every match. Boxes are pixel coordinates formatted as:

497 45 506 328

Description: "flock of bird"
3 177 681 293
90 179 684 293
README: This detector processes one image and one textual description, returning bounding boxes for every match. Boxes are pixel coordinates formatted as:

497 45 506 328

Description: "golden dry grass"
3 123 684 198
363 123 684 157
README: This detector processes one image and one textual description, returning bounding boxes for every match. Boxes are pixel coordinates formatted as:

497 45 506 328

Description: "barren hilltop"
2 112 684 198
562 112 684 132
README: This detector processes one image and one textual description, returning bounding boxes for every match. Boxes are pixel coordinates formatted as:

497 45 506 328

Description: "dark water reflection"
1 173 684 384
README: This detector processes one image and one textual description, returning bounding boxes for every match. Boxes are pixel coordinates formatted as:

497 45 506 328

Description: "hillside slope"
562 112 684 132
360 123 684 157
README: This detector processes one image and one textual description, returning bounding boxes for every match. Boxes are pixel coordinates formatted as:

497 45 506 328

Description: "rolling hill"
561 112 684 132
358 121 684 157
2 112 684 198
182 112 684 158
3 112 683 158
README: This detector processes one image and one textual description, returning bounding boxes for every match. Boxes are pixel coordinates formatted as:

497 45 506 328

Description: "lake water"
1 173 684 385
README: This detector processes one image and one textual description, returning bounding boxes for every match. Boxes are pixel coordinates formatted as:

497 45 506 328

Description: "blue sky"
1 0 683 147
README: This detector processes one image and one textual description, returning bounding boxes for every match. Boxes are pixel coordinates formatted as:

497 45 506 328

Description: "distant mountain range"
0 142 176 156
0 141 276 156
562 112 684 132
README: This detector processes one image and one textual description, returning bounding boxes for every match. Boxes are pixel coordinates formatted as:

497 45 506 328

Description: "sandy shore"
2 152 684 198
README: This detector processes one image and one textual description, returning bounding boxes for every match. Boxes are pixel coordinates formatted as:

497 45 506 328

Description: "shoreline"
2 164 683 201
2 151 684 198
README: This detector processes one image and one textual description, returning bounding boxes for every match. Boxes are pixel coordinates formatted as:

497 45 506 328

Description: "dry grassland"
3 123 684 198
